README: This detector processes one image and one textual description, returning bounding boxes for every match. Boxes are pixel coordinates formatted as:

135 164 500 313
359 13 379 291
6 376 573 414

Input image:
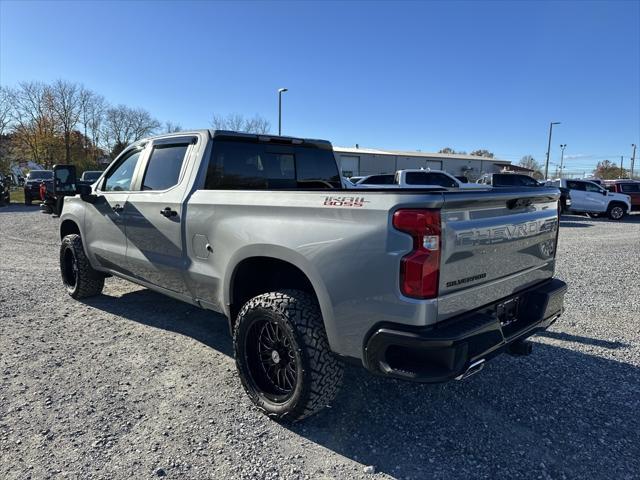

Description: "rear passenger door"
566 180 587 211
124 136 196 293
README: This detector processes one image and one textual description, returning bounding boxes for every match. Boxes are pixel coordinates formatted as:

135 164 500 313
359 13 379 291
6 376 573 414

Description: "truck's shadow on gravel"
288 343 639 479
84 289 638 479
82 289 233 357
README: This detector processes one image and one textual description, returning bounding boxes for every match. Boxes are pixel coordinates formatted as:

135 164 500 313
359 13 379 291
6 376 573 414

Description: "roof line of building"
333 145 511 164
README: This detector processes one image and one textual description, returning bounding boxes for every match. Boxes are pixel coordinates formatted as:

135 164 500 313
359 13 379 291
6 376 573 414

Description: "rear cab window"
204 140 341 190
405 172 457 188
361 175 395 185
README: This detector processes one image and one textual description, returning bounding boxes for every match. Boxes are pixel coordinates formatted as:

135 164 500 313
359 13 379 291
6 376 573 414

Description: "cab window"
621 184 640 193
103 150 143 192
584 182 603 193
566 181 585 191
141 144 189 191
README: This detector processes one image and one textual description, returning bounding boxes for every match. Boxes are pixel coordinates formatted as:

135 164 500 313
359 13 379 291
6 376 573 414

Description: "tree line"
0 80 271 173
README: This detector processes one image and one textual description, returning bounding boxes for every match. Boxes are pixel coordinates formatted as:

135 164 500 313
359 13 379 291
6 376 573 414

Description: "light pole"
559 144 567 178
278 88 288 136
544 122 561 180
631 144 637 179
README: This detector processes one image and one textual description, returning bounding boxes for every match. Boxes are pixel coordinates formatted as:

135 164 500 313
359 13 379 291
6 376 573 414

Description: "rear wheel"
607 203 626 221
60 234 105 299
233 290 343 421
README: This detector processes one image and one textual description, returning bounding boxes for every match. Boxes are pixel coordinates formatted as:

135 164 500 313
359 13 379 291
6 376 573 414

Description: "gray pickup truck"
56 130 567 421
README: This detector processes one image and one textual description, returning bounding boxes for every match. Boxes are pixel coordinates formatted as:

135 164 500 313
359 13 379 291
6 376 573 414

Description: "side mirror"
77 183 98 203
53 164 77 196
602 190 608 196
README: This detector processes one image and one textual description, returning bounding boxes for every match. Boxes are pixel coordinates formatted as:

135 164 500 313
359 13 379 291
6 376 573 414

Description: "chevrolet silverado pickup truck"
56 130 567 421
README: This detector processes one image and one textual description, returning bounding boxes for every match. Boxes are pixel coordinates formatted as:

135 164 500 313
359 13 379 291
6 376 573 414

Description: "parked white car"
549 179 631 220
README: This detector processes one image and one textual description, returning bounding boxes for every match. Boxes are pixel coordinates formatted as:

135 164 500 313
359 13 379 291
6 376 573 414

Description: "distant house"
333 146 512 180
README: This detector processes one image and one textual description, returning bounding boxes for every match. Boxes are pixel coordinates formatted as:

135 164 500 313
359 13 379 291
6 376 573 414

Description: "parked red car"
604 180 640 211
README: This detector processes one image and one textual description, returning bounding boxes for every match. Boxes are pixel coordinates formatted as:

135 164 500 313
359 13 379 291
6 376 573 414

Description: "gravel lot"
1 205 639 480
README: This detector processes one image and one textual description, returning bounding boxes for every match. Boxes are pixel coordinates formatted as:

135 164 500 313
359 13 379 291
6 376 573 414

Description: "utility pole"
544 122 561 180
620 155 624 178
559 144 567 179
631 144 637 179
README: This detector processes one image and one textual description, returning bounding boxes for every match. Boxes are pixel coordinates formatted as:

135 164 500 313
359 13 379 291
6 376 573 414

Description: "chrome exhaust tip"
455 358 485 381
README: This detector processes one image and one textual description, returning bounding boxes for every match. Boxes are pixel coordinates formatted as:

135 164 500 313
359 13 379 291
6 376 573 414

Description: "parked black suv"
23 170 53 205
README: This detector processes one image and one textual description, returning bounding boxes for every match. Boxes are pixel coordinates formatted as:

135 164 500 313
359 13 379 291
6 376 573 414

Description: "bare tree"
103 105 160 158
244 115 271 134
164 121 182 133
211 113 271 134
0 87 14 172
0 86 13 137
50 80 83 163
79 89 107 163
519 155 543 179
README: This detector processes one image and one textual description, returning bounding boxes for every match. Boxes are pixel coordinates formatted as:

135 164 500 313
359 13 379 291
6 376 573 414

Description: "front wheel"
233 290 343 422
60 234 105 299
607 203 626 221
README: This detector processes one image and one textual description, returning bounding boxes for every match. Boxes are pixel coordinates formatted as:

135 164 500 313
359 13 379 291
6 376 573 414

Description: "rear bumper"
364 278 567 382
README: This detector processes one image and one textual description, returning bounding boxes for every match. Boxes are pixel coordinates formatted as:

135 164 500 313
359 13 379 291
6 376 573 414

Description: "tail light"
392 209 441 299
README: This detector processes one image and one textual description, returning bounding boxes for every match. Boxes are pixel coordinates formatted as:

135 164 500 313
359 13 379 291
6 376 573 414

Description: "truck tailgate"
437 188 560 320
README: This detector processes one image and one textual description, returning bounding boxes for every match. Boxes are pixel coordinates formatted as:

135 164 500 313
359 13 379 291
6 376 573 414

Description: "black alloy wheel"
245 317 299 402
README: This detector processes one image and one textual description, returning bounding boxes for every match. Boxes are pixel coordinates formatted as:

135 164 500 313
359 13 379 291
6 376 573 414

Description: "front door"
124 137 194 293
583 181 607 212
84 147 146 274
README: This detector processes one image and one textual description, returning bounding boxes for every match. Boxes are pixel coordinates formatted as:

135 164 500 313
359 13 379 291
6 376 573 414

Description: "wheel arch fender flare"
223 244 337 348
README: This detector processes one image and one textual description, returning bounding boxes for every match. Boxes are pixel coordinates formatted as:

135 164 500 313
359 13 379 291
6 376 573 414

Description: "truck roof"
140 129 332 150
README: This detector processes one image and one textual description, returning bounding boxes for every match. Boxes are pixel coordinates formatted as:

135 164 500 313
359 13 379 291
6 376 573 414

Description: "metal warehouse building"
333 146 513 181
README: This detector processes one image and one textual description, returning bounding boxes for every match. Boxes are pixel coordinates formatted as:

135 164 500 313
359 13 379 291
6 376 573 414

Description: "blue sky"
1 0 638 172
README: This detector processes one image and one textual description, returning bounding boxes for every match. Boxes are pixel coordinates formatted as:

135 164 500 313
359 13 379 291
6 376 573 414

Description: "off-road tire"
60 234 105 299
233 289 343 422
607 203 626 221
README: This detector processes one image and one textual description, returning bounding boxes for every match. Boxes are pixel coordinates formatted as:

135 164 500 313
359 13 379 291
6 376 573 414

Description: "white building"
334 146 513 181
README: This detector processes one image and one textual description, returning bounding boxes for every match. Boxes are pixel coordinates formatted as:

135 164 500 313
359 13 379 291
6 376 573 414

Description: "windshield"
27 171 53 180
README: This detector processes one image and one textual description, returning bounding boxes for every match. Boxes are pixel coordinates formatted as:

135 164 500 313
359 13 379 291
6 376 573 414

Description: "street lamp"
278 88 288 136
544 122 561 180
559 144 567 179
